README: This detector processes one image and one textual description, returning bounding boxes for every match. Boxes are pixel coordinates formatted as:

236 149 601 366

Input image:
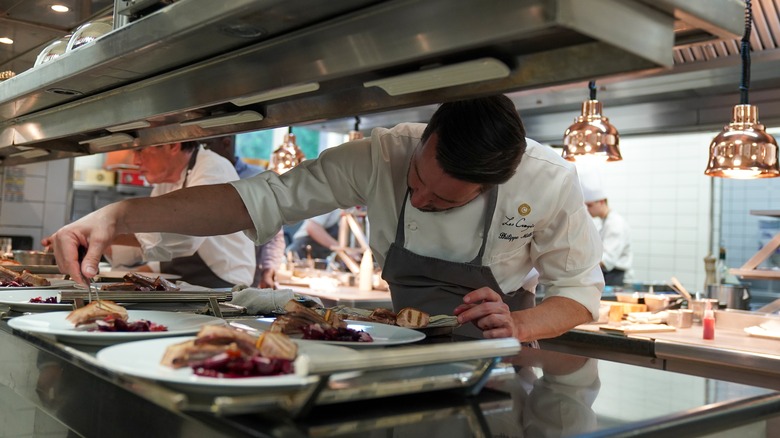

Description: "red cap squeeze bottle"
702 301 715 340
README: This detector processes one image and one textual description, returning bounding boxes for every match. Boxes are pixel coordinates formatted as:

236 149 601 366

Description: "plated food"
8 309 224 345
0 265 50 287
66 300 168 332
100 272 180 291
162 325 297 378
271 300 373 342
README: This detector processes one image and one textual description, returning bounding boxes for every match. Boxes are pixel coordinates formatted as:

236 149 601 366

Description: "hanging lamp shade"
268 131 306 174
704 104 779 179
705 0 778 179
562 99 622 162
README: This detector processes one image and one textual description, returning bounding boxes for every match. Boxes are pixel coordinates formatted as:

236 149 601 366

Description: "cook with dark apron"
159 148 233 288
382 188 536 339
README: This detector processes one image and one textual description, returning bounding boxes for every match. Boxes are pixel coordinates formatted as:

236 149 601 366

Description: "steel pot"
11 250 56 265
705 284 750 310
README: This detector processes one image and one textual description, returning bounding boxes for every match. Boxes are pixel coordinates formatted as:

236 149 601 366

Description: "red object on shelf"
115 169 148 186
702 303 715 340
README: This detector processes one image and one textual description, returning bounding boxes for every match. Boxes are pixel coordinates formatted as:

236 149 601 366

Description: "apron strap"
394 187 498 265
182 146 199 188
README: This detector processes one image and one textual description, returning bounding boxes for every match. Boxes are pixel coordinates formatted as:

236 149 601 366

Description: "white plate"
96 336 358 394
8 310 225 345
744 324 780 341
251 318 425 348
0 279 75 290
95 270 181 281
0 289 71 311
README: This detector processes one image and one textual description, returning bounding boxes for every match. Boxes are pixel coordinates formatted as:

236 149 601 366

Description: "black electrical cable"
588 80 597 100
739 0 752 105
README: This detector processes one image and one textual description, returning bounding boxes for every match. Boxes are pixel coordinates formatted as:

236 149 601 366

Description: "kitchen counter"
541 311 780 390
2 308 780 437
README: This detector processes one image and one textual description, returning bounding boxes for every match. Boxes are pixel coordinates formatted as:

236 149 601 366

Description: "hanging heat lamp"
268 127 306 174
349 116 364 141
705 0 779 179
561 81 622 163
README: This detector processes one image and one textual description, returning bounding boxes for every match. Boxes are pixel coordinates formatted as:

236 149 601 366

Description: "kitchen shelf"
730 210 780 280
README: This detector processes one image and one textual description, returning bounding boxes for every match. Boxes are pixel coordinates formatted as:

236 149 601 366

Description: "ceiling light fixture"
268 127 306 174
50 4 69 12
179 110 263 129
230 82 320 106
561 81 622 163
705 0 778 179
0 37 13 45
78 133 135 151
106 120 151 132
363 57 510 96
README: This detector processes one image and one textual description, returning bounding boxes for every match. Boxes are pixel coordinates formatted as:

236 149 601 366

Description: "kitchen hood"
0 0 743 166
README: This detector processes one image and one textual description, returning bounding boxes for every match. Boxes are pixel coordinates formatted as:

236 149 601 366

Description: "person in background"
101 141 255 288
286 209 342 261
580 170 632 286
47 94 603 342
202 135 285 288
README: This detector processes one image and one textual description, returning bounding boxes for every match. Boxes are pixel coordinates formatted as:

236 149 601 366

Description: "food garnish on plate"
0 265 50 287
100 272 180 291
161 325 297 378
66 300 167 332
272 299 373 342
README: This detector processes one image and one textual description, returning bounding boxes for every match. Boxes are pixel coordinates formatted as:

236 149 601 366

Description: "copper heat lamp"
562 81 622 163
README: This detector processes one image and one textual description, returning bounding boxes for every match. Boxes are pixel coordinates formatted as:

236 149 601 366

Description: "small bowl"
643 293 681 312
615 292 642 304
11 250 56 265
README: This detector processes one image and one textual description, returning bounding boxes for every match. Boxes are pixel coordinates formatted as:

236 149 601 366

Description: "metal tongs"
77 246 100 303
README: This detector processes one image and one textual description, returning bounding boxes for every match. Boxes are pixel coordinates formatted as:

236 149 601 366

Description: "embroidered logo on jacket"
501 215 535 240
517 203 531 216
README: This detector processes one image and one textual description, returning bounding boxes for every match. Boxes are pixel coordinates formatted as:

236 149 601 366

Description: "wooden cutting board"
600 323 676 335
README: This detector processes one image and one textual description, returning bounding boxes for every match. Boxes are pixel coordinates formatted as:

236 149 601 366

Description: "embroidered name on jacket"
501 216 535 239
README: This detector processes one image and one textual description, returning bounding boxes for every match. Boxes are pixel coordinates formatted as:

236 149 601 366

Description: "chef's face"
407 133 483 212
585 199 607 218
132 143 185 184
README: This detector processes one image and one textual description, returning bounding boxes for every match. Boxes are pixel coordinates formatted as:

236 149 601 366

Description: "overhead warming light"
363 57 510 96
230 82 320 106
268 127 306 174
106 120 151 132
180 110 263 129
349 116 364 141
78 133 134 151
561 81 622 163
705 0 778 179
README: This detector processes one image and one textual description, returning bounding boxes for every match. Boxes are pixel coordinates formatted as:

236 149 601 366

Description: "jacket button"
407 222 418 231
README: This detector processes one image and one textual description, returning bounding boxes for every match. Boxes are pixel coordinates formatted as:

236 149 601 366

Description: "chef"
47 94 603 341
580 169 632 286
102 141 255 288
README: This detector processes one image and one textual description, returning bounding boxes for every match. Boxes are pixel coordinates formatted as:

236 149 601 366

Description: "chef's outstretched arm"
453 288 592 341
43 184 253 284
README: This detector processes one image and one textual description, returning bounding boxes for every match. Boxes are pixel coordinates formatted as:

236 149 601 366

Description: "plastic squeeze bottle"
702 301 715 340
358 249 374 292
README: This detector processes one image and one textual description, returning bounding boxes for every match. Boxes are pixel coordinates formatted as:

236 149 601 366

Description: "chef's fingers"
454 300 509 325
47 231 87 284
462 286 502 305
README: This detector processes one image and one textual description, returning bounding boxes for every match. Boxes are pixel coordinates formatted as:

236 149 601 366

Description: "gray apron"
382 188 535 338
160 148 233 289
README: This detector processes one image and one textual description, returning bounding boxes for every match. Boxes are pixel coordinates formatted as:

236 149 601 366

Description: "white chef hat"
578 165 607 202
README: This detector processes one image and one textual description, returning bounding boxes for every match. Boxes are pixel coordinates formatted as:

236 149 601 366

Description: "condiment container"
666 309 693 328
702 302 716 340
690 298 719 324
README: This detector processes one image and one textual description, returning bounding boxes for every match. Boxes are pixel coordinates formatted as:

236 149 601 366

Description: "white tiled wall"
575 131 718 293
0 160 72 249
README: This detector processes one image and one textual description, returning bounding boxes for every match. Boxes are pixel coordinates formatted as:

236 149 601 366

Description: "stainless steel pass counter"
1 315 779 438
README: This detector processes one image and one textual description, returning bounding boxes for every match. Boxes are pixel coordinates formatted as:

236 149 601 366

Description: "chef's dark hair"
422 94 526 186
180 140 200 151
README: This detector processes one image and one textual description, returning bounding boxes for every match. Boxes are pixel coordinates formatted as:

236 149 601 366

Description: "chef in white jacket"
580 171 632 286
47 95 603 342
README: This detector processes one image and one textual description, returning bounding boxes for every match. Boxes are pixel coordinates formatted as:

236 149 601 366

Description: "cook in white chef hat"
578 165 607 203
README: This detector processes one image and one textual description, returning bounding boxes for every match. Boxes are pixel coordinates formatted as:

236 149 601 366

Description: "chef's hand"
258 268 277 289
453 287 516 339
42 207 119 286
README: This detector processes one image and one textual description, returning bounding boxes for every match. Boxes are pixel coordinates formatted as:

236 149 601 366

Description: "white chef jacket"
130 147 255 286
232 123 604 318
599 210 632 272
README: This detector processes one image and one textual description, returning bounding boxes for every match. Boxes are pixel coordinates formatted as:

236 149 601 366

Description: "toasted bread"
395 307 430 328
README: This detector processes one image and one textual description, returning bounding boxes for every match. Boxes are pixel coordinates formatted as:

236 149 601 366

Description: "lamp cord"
588 80 597 100
354 116 361 132
740 0 752 105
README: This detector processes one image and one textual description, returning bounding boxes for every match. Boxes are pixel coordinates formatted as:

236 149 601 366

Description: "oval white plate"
0 278 75 290
0 289 71 311
96 336 359 394
8 310 224 345
249 318 425 348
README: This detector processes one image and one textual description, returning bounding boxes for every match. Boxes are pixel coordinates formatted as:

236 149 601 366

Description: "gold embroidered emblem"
518 203 531 216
